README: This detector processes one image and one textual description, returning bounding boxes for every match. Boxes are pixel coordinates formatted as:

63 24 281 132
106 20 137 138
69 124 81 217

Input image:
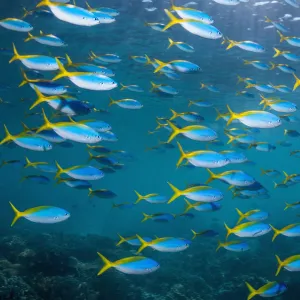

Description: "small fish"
246 83 276 93
188 99 213 108
134 191 167 204
275 254 300 276
191 229 219 239
120 83 144 93
163 9 222 39
136 235 191 253
235 208 269 224
57 178 92 189
277 30 300 47
0 125 52 152
206 169 255 187
0 18 33 32
216 240 249 252
167 38 194 53
154 59 201 74
170 0 213 24
9 202 70 226
53 59 117 91
249 142 276 152
21 174 50 184
176 142 229 168
223 38 265 53
167 121 217 143
0 160 24 168
168 182 223 203
245 281 287 300
265 17 289 33
220 150 248 164
55 161 104 181
243 60 270 71
97 252 159 275
270 223 300 241
145 22 167 32
89 51 121 64
141 212 175 222
274 47 300 62
284 129 300 137
10 44 58 71
269 62 296 74
184 199 222 213
224 221 271 239
109 97 142 109
88 188 116 198
213 0 240 5
37 109 102 144
226 105 281 129
200 83 220 93
150 82 178 95
170 109 204 123
261 169 280 177
36 0 100 26
25 30 66 47
112 202 135 210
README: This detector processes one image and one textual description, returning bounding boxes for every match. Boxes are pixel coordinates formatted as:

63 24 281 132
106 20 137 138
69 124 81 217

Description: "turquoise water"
1 0 300 299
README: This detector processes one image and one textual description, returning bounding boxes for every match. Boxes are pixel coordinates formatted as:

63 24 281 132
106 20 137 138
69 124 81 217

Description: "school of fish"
2 0 300 298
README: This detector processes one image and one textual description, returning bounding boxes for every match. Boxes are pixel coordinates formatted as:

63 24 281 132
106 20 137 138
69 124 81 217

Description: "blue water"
1 0 300 299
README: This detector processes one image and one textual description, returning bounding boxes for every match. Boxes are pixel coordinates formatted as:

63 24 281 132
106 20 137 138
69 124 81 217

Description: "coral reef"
0 231 299 299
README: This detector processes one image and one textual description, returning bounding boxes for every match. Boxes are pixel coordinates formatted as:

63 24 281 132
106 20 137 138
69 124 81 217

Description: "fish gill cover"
0 0 300 299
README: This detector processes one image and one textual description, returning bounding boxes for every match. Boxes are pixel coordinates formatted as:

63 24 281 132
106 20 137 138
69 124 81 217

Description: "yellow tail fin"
275 254 284 276
163 9 184 31
226 105 238 126
167 182 182 204
116 233 126 246
97 252 113 275
169 108 179 121
216 241 224 252
150 81 160 92
273 47 283 58
224 223 233 240
108 96 116 107
24 32 35 42
284 202 291 211
136 235 150 253
168 38 175 49
191 229 198 240
225 133 236 145
9 202 23 227
88 188 94 197
54 161 64 179
270 224 280 242
235 208 245 225
19 69 30 87
120 83 127 91
0 125 14 145
269 62 276 70
226 39 238 50
277 30 287 43
183 199 193 214
30 87 48 110
176 142 187 168
65 54 73 67
52 58 70 81
293 73 300 91
166 120 181 143
134 191 144 204
36 109 53 133
9 43 21 63
265 16 272 23
153 59 169 74
141 213 151 222
205 169 217 184
245 282 258 300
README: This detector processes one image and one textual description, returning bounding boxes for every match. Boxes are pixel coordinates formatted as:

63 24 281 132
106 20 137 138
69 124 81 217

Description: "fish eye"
95 18 98 21
82 17 86 19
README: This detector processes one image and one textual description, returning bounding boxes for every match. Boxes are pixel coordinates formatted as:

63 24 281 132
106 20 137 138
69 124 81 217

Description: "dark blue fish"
113 202 135 210
142 213 175 223
21 175 50 185
177 213 195 219
88 188 117 199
